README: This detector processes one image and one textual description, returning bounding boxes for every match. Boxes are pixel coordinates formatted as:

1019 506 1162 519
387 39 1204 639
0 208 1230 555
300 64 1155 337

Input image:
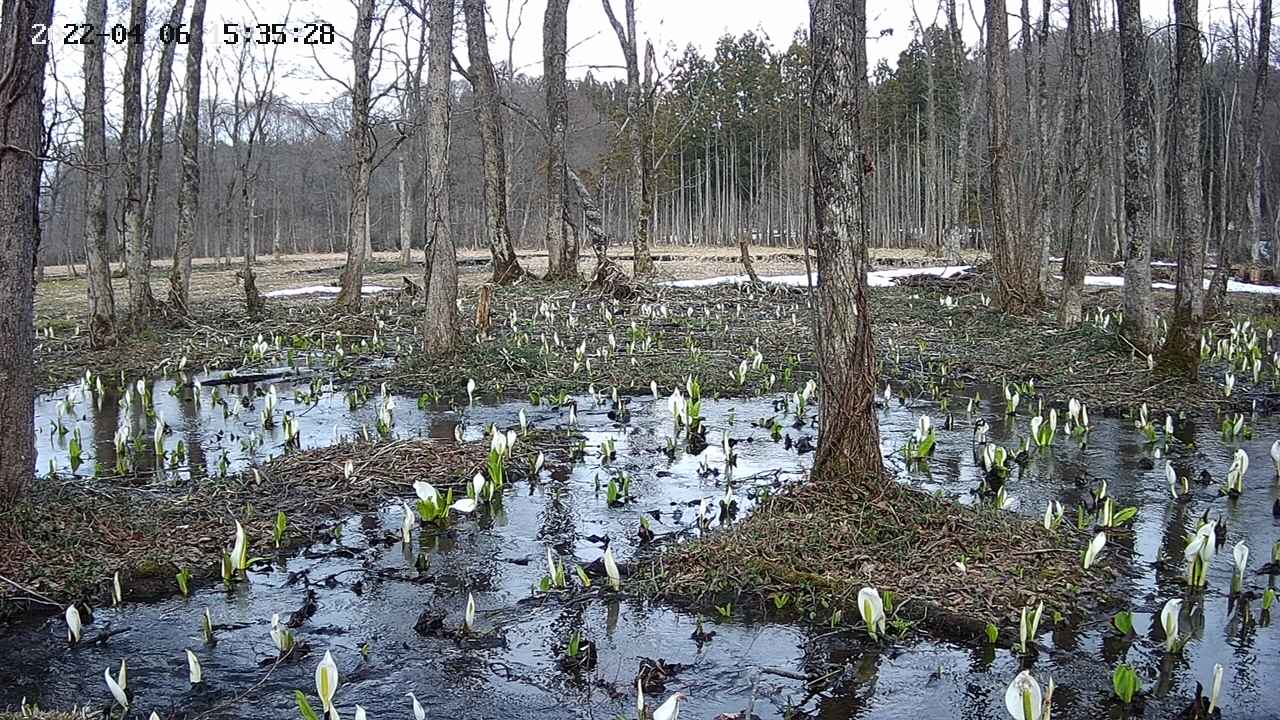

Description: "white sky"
44 0 1227 111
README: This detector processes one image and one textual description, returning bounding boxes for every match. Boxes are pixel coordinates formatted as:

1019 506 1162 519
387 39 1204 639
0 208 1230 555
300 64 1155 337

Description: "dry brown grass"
0 707 94 712
645 469 1095 637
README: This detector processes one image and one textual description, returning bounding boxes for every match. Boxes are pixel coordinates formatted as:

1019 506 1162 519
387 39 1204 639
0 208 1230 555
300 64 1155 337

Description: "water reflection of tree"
797 636 882 718
90 385 121 473
177 380 207 479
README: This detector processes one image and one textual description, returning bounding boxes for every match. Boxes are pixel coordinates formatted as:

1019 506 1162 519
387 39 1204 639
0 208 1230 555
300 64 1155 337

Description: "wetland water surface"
4 377 1279 719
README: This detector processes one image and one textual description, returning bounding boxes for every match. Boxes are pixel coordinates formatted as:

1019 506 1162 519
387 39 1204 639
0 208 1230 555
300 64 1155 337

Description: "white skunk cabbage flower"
1233 541 1250 576
857 587 886 640
466 378 477 405
1209 663 1224 713
105 660 129 708
653 692 687 720
650 380 659 399
413 481 439 505
355 706 367 720
1083 532 1107 569
667 390 687 422
401 501 416 544
315 650 339 715
406 691 426 720
230 521 249 572
450 498 478 514
1004 670 1044 720
1184 522 1217 564
1160 599 1182 652
187 650 203 684
65 605 82 644
1270 439 1280 477
464 593 477 632
603 545 621 591
270 613 291 653
636 678 645 717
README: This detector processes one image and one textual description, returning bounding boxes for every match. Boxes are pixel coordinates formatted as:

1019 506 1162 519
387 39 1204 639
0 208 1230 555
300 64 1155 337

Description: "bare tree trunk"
602 0 654 275
1242 0 1269 280
639 41 657 268
424 0 461 353
83 0 117 344
1162 0 1206 376
1117 0 1156 352
168 0 207 312
0 0 54 504
398 148 412 266
121 0 153 327
142 0 187 276
738 235 760 282
809 0 883 479
336 0 377 310
568 168 613 265
941 0 971 263
463 0 526 284
985 0 1041 313
543 0 576 280
1057 0 1091 326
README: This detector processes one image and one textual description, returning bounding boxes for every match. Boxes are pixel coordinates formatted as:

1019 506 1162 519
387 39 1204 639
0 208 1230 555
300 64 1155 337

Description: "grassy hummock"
644 468 1098 641
0 435 562 619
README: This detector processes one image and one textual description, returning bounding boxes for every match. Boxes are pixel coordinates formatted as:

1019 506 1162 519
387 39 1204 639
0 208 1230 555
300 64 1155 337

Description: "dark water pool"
5 377 1279 719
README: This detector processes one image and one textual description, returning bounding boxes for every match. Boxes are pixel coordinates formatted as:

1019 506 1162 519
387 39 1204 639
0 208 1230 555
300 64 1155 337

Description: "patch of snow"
1066 275 1280 295
663 265 972 289
264 284 394 299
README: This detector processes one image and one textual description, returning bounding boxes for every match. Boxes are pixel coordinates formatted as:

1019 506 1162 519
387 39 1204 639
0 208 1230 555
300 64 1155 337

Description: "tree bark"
809 0 883 480
168 0 207 312
1056 0 1091 326
336 0 377 310
1225 0 1270 297
0 0 54 504
1251 0 1274 279
543 0 576 280
398 147 412 266
83 0 117 344
463 0 526 284
602 0 654 275
142 0 187 278
985 0 1041 314
424 0 461 353
1117 0 1156 352
121 0 154 326
1161 0 1206 376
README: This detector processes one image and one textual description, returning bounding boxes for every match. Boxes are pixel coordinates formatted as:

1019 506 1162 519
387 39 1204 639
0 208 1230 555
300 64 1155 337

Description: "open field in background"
33 245 979 319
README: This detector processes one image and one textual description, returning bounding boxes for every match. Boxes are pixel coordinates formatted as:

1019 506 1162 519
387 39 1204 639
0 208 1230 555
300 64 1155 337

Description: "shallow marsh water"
5 377 1280 719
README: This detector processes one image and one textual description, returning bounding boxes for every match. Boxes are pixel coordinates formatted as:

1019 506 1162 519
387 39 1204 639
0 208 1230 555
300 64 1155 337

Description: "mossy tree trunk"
602 0 654 276
83 0 117 345
1161 0 1206 377
168 0 207 314
1117 0 1156 352
985 0 1042 315
463 0 526 285
424 0 461 354
1056 0 1091 327
1121 0 1162 351
809 0 883 480
335 0 376 311
0 0 54 504
542 0 577 280
121 0 155 327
